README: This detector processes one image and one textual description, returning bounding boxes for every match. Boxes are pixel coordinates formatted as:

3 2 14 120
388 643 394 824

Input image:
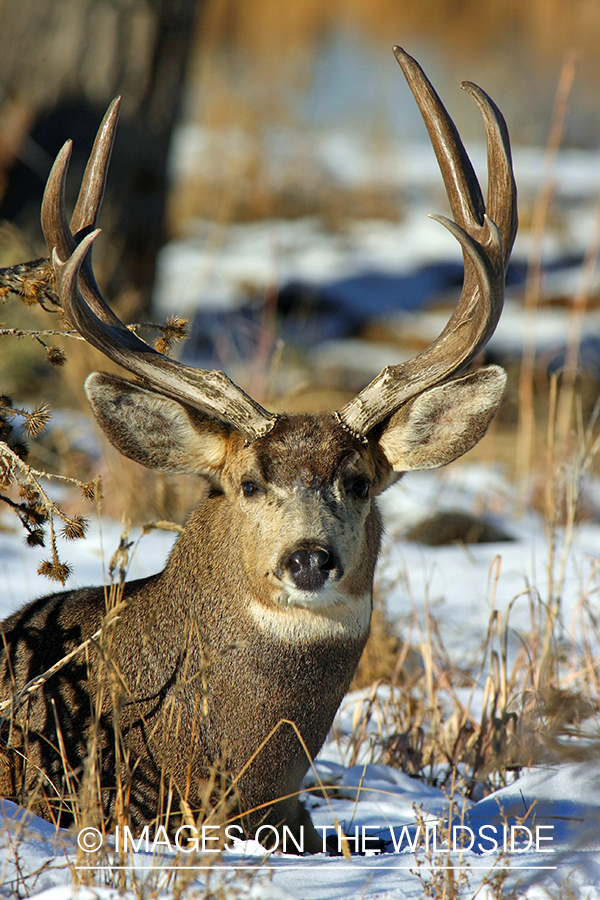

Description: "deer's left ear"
377 365 506 473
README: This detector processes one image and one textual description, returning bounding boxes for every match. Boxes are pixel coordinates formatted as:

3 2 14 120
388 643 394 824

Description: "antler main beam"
335 47 517 438
42 102 278 441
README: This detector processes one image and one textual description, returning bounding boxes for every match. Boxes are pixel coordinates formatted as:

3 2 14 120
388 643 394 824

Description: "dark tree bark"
0 0 203 316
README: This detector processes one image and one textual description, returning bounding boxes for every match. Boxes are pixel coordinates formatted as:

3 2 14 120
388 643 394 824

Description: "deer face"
223 414 390 612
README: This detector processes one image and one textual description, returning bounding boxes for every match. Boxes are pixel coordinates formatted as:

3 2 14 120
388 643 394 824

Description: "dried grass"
1 23 600 895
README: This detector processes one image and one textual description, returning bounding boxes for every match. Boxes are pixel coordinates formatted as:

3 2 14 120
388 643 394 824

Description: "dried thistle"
10 440 29 460
46 346 67 366
154 336 171 355
26 529 45 548
0 258 59 310
21 504 47 527
152 314 189 356
62 514 89 541
18 482 40 502
23 403 52 438
37 559 72 584
81 478 103 503
0 440 98 580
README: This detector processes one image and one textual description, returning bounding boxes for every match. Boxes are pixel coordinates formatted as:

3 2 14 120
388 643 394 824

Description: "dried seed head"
81 478 102 502
164 314 189 340
24 403 52 437
11 441 29 461
47 346 66 367
21 279 41 304
26 529 45 548
153 315 189 355
62 514 88 541
18 483 40 502
24 505 47 526
154 336 171 355
37 559 71 584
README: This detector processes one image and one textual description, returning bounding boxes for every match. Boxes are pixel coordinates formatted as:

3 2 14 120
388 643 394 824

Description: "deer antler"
335 47 517 438
41 100 279 441
42 47 515 444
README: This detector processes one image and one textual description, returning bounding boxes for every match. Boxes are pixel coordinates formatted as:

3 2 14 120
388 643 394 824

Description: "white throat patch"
245 590 372 642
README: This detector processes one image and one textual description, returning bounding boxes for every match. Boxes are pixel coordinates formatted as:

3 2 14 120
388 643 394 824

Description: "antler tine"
40 141 75 264
41 98 120 244
336 47 516 438
41 100 124 329
53 232 278 440
70 97 121 235
462 82 518 268
393 47 486 239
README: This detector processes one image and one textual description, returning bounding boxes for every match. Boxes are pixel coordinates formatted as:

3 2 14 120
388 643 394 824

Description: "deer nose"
287 547 335 592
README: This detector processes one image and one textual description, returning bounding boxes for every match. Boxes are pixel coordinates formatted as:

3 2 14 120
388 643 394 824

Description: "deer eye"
350 478 370 499
241 480 260 497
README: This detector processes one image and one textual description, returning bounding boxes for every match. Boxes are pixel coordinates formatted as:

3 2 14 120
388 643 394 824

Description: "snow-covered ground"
155 135 600 400
1 463 600 899
157 135 600 318
4 90 600 900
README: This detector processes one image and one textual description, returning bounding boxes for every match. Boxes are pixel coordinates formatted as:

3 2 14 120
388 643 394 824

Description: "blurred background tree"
0 0 202 317
0 0 599 317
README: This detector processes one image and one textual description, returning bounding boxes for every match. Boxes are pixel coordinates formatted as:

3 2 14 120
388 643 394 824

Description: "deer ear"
377 365 506 472
85 372 234 480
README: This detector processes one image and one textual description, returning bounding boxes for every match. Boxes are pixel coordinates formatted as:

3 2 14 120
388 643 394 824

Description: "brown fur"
0 373 505 849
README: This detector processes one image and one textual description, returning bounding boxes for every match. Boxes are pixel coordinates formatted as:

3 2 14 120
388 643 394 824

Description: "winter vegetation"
2 3 600 899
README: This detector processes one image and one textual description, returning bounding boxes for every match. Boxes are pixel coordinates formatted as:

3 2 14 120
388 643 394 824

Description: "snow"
157 135 600 320
6 94 600 900
153 211 456 317
2 462 600 898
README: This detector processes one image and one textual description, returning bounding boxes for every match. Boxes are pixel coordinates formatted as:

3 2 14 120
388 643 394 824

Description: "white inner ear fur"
378 365 506 473
85 372 231 477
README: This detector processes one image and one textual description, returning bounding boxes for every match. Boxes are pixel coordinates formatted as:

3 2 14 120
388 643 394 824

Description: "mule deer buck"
0 48 516 851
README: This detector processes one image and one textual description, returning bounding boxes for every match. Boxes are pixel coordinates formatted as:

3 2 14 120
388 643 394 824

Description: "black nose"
287 547 335 592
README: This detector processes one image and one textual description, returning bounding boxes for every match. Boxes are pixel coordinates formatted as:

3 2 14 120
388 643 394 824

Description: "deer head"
42 50 515 601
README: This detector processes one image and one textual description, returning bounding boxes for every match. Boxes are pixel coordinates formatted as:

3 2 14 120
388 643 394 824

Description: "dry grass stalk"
515 51 578 508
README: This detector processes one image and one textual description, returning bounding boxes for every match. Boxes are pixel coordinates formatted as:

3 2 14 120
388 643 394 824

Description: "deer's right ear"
85 372 233 482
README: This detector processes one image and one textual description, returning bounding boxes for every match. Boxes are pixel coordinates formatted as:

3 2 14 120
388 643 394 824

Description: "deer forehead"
228 414 378 489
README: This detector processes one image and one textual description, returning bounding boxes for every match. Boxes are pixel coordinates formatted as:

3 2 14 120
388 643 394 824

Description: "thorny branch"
0 405 100 583
0 258 188 583
0 256 189 360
